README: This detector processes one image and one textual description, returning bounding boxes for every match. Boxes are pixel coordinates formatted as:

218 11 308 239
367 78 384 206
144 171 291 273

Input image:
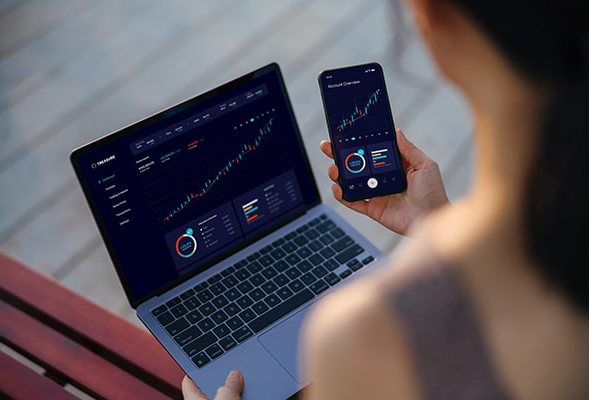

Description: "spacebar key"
248 289 314 333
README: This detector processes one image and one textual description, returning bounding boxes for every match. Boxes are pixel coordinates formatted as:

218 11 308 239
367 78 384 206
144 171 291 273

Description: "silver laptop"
71 63 386 399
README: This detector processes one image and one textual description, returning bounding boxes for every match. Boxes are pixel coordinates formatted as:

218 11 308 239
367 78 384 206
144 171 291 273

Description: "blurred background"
0 0 471 327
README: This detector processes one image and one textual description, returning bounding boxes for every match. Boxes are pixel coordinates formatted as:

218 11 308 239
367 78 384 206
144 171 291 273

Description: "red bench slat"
0 251 183 398
0 350 78 400
0 298 173 399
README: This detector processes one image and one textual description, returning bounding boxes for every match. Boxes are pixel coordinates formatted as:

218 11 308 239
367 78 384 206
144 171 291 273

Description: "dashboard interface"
72 66 318 303
319 63 405 200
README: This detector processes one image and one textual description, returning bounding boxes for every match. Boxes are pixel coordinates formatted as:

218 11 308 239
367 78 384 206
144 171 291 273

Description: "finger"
319 140 334 159
215 370 244 400
182 376 211 400
395 128 431 170
331 184 370 215
327 164 339 182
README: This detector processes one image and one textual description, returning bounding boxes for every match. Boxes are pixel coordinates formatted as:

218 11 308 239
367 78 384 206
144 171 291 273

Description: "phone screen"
318 62 406 201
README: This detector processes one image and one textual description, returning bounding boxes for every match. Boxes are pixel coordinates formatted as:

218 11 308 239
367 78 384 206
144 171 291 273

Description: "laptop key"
185 310 203 324
261 281 277 294
210 282 227 296
221 266 235 277
224 303 241 317
339 270 352 279
259 255 275 267
320 214 327 220
249 288 266 302
235 259 249 269
332 236 354 252
362 255 375 265
309 254 324 266
192 352 211 368
193 281 209 292
166 318 189 335
296 225 309 233
233 326 253 343
184 297 201 310
167 296 181 308
308 240 323 252
152 305 167 316
325 273 341 286
294 236 309 246
319 234 335 246
239 308 256 323
175 326 202 346
272 237 285 247
285 231 297 240
236 295 253 309
225 288 241 301
226 316 244 330
157 311 175 326
321 247 336 259
277 287 294 300
309 217 321 226
335 244 364 265
285 266 301 279
246 252 260 262
312 266 328 279
171 304 188 318
219 335 237 352
310 280 329 295
247 261 262 274
297 246 312 259
211 294 228 309
183 332 218 357
285 254 301 266
198 318 215 332
250 273 266 286
208 273 222 284
197 289 213 303
273 274 289 287
222 275 238 288
297 260 312 272
274 260 288 272
270 248 286 260
261 266 277 280
206 344 224 359
316 220 336 233
349 259 363 271
288 279 304 293
330 227 345 238
305 229 319 240
234 269 251 281
301 272 317 286
213 323 230 339
252 301 269 315
265 294 280 308
260 244 273 254
200 303 217 316
211 310 228 324
323 258 339 271
249 289 314 333
237 280 253 293
282 242 297 253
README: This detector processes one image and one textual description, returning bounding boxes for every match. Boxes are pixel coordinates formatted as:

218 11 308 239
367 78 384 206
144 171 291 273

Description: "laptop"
71 63 386 399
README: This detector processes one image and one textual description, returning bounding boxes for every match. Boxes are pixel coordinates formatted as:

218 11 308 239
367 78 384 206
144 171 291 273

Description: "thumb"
215 370 244 400
395 128 430 171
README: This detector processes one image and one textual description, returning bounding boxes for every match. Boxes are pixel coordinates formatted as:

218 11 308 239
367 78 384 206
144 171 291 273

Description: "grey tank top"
382 253 511 400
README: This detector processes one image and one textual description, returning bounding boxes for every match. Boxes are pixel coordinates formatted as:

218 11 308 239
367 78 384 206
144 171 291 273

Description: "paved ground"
0 0 472 330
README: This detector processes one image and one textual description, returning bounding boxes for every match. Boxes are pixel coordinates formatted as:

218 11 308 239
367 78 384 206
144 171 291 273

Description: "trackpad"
258 303 313 384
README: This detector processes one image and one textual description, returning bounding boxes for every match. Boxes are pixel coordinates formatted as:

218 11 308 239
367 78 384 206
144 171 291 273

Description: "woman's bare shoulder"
301 277 422 399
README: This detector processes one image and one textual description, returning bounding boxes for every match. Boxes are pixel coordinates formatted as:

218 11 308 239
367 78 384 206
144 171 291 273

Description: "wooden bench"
0 251 184 399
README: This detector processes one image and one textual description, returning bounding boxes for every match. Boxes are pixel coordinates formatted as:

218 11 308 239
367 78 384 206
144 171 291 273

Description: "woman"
183 0 588 398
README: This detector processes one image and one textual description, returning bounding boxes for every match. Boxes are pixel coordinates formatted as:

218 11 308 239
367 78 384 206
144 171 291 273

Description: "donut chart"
175 232 197 258
344 151 366 174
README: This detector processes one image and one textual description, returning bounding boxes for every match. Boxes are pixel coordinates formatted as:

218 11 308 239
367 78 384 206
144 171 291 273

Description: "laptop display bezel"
70 63 321 308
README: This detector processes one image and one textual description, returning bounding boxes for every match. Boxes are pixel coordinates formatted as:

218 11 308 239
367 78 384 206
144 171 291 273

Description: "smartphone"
318 62 407 202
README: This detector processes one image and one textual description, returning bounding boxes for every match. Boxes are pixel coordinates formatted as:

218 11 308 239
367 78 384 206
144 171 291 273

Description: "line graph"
162 118 274 223
336 89 380 133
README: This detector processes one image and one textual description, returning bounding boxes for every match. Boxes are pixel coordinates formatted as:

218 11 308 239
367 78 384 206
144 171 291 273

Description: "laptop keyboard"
151 214 375 368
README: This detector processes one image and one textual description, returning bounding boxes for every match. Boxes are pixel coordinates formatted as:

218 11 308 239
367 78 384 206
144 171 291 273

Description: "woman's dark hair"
452 1 588 311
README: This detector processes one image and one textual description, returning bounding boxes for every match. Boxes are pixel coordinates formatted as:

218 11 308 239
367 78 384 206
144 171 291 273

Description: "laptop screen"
71 64 320 306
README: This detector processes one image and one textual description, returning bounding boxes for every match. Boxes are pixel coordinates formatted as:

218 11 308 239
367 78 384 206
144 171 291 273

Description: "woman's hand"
182 371 243 400
320 129 448 236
